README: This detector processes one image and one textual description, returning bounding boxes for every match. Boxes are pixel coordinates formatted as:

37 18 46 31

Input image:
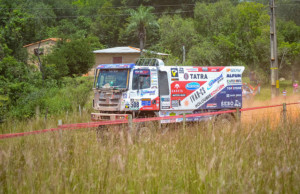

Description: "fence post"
58 119 62 126
128 115 133 131
282 103 287 124
183 113 186 130
35 105 40 119
127 114 133 144
79 105 82 117
236 108 240 123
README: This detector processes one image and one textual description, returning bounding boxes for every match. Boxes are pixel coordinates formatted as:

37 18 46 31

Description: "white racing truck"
92 58 244 123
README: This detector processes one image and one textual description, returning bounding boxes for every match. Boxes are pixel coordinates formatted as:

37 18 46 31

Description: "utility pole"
182 45 186 64
270 0 279 98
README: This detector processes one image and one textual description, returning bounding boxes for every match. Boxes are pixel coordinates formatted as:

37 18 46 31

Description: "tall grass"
1 112 299 193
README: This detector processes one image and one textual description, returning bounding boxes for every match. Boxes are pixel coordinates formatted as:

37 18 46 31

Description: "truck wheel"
215 114 236 132
137 126 152 143
96 125 110 143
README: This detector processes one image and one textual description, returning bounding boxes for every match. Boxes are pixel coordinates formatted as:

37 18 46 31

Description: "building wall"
87 53 140 76
26 40 57 68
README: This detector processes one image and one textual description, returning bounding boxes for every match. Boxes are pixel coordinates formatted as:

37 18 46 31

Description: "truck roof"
96 63 135 69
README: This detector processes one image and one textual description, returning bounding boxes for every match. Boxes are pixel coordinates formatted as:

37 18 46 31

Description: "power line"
1 10 194 20
0 4 196 11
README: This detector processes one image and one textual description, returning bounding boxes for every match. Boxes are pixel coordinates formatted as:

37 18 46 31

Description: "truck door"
158 70 171 109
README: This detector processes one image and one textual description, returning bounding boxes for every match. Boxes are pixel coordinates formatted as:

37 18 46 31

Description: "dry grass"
0 108 300 193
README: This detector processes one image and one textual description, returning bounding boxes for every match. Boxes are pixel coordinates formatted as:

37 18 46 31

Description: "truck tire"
96 125 110 143
215 113 236 131
137 126 152 143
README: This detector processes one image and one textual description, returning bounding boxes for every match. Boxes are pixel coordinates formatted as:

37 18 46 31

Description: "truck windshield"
95 69 129 89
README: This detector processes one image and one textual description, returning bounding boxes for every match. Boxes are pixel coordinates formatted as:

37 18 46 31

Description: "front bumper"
91 113 129 121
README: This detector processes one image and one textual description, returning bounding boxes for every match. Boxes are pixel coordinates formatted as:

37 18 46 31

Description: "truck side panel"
167 66 244 110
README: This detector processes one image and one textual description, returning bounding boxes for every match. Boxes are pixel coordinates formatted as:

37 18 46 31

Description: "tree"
126 5 158 55
158 15 197 62
91 1 123 47
44 38 96 78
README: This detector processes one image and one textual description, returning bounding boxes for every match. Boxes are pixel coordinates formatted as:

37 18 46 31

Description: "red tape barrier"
1 102 300 140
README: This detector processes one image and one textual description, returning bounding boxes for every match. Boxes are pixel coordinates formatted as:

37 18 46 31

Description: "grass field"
1 84 300 193
1 109 300 193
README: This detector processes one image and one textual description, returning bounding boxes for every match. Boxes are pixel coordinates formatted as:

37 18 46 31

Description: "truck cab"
91 59 164 121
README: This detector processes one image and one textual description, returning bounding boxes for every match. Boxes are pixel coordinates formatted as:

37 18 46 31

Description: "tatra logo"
189 73 208 79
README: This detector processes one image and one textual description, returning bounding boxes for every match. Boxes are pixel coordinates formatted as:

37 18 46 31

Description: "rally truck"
91 58 244 123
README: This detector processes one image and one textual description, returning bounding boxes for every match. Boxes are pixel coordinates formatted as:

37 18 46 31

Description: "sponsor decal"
179 68 184 74
226 68 242 73
141 90 156 96
206 103 217 108
227 79 242 85
195 93 212 108
185 82 200 91
130 99 139 110
202 67 208 71
122 93 127 99
226 94 242 98
134 69 150 75
211 68 220 72
171 78 179 81
221 100 241 107
190 87 206 103
184 100 189 107
97 64 134 69
141 100 151 106
172 94 186 97
151 86 158 89
161 97 170 102
184 73 189 80
141 107 155 110
227 74 241 78
162 106 170 109
210 84 224 96
151 80 158 85
171 68 178 77
172 100 179 107
190 73 208 80
187 68 198 72
226 86 242 90
207 74 224 90
171 83 183 93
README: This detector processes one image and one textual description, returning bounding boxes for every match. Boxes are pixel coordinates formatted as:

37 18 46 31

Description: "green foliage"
44 38 96 78
7 76 93 119
91 1 123 47
126 5 159 54
158 15 196 60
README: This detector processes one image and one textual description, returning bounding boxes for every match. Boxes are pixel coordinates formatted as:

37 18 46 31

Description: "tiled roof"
93 46 169 56
23 38 60 48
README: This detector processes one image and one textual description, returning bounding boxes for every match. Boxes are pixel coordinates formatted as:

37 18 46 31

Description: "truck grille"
98 91 121 108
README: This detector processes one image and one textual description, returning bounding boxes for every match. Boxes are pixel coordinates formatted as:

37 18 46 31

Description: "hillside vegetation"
1 0 300 121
